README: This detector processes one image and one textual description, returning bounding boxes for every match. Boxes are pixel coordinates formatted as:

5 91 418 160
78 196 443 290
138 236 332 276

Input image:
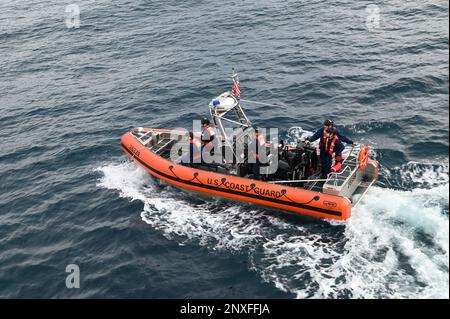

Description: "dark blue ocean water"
0 0 448 298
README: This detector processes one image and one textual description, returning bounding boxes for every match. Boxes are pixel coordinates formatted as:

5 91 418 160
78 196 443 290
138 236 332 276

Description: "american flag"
232 78 241 97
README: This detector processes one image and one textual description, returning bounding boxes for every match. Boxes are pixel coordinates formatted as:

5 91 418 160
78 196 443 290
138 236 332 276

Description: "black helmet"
324 119 334 127
201 117 210 125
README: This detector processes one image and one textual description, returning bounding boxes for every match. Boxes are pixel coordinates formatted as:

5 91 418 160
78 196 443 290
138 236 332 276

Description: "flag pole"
231 68 240 100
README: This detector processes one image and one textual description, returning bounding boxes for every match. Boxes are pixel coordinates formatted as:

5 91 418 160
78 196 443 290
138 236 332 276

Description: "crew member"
306 119 354 145
250 127 266 180
319 127 345 178
201 117 216 147
181 132 202 164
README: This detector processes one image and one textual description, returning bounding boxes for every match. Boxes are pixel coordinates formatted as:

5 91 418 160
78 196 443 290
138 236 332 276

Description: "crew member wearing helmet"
305 119 354 145
249 127 266 180
319 127 345 178
200 117 216 147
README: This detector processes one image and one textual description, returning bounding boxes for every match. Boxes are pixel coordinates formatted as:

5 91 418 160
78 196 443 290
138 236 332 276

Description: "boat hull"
121 131 352 220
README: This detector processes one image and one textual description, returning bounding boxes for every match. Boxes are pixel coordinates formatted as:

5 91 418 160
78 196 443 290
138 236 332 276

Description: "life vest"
201 126 216 146
323 135 338 155
255 133 266 160
257 133 266 146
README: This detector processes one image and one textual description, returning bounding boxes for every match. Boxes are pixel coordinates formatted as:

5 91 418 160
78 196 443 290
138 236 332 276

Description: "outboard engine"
274 141 318 182
296 140 319 178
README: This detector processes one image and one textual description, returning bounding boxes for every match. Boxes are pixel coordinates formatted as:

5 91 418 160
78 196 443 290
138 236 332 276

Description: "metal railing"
325 165 354 187
324 145 363 187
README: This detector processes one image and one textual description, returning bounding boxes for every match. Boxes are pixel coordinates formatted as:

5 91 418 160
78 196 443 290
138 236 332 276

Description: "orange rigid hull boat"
121 72 378 221
121 130 352 220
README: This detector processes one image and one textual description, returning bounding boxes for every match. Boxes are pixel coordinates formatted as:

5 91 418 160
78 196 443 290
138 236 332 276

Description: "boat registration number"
129 145 141 158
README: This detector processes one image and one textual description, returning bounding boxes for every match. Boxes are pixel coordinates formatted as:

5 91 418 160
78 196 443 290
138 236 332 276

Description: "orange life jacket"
201 126 215 146
255 133 266 160
324 135 338 155
257 133 266 145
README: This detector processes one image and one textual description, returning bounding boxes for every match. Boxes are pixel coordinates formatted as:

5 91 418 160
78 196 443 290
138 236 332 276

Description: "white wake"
96 159 449 299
